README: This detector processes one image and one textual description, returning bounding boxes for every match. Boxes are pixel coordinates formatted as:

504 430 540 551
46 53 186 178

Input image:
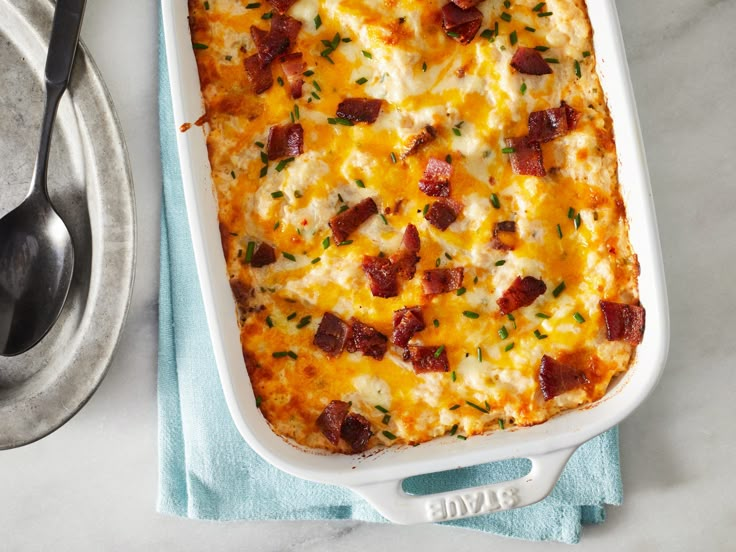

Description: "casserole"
162 0 669 523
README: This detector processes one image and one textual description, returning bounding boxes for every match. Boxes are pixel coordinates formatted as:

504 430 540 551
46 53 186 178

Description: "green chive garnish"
495 260 506 266
434 345 445 358
501 147 515 154
433 319 439 328
245 241 256 263
498 419 505 430
534 329 548 340
456 287 467 296
382 430 397 440
573 312 586 324
498 326 509 340
356 77 368 85
314 14 322 29
465 400 489 414
552 281 566 297
477 346 483 362
450 424 458 436
449 404 460 410
536 312 550 319
296 316 312 329
271 191 284 198
282 252 297 262
375 405 389 413
192 43 208 50
362 50 372 59
265 316 273 328
355 179 365 188
505 342 515 352
463 311 480 319
491 193 501 209
322 237 330 249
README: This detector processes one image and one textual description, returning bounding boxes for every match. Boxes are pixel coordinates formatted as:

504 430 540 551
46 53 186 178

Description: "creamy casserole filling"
187 0 645 453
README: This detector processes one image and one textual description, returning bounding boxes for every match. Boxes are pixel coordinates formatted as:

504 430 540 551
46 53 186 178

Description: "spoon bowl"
0 192 74 356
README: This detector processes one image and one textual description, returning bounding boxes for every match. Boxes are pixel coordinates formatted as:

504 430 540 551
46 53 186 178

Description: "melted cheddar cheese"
188 0 641 453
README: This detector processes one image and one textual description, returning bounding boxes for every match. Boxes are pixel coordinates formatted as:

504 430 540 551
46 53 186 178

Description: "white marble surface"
1 0 735 549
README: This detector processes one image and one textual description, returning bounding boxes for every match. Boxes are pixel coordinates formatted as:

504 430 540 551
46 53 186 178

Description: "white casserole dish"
161 0 669 523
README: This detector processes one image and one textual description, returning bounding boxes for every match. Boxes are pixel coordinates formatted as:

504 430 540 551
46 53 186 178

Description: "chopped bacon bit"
250 243 277 267
362 255 399 298
341 413 373 452
392 307 426 348
336 98 383 124
528 107 569 143
391 224 421 280
441 3 483 44
419 157 453 197
313 312 350 356
505 136 546 177
244 54 273 94
538 355 590 400
279 52 306 99
562 101 581 130
451 0 484 7
402 125 438 158
266 123 304 160
425 198 463 230
317 400 350 445
407 345 450 374
251 14 302 68
422 267 464 295
346 319 388 360
599 300 646 344
491 220 517 251
511 47 553 75
400 223 421 253
497 276 547 314
229 278 250 310
329 197 378 243
266 0 298 15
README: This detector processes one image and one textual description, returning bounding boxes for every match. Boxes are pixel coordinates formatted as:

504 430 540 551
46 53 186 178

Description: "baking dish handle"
351 446 576 524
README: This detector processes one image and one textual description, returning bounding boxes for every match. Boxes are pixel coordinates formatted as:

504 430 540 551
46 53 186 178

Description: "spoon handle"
30 0 87 199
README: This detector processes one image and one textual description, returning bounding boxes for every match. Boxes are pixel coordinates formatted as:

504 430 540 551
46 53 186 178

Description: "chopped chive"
422 61 427 72
449 404 460 411
434 345 445 358
525 26 536 32
375 405 389 413
556 223 563 239
423 204 429 216
447 31 460 38
445 154 452 164
568 206 575 219
456 287 467 296
259 166 268 178
282 252 297 262
355 77 368 85
477 346 483 362
255 396 262 407
452 127 461 137
314 14 322 29
380 214 388 225
337 204 349 214
382 430 397 440
465 400 489 414
294 105 300 119
231 170 237 179
362 50 372 59
520 82 527 95
574 213 582 230
445 252 452 260
271 191 284 198
433 319 439 328
538 11 553 17
533 2 545 11
463 311 480 319
287 351 298 359
504 0 511 7
390 152 397 163
573 312 586 324
272 351 288 358
451 370 456 382
342 37 352 43
544 57 559 64
245 241 256 263
262 11 273 19
260 151 269 164
495 259 506 266
296 316 312 329
286 312 297 321
313 80 322 92
510 30 518 46
265 315 273 328
498 419 505 430
328 117 354 126
204 1 210 9
355 179 365 188
322 237 330 249
311 257 321 264
500 12 512 22
192 43 208 50
501 147 515 154
552 281 566 297
275 157 295 172
583 50 591 57
490 193 501 209
278 76 285 88
245 2 260 7
338 240 353 246
481 29 494 40
574 60 581 78
450 424 458 436
382 414 391 425
505 342 515 352
435 257 441 267
536 312 551 319
303 70 315 77
534 329 548 340
508 313 517 329
498 326 509 340
535 45 550 52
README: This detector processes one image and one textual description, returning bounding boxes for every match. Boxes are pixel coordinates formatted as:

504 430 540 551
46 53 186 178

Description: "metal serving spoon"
0 0 87 357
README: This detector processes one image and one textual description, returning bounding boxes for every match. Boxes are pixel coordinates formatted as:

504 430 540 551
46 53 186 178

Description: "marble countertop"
2 0 734 549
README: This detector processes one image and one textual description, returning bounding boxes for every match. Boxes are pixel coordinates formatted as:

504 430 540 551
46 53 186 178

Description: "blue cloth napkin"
156 19 623 544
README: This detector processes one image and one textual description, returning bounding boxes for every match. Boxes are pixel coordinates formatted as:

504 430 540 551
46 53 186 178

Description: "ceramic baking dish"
161 0 669 523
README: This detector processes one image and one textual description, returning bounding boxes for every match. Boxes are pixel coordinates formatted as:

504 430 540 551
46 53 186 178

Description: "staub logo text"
426 487 519 521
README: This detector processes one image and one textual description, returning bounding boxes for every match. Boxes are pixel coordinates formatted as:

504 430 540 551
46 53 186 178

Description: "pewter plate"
0 0 136 449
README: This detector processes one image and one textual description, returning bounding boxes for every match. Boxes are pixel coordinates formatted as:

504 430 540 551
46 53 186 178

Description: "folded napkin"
156 20 622 544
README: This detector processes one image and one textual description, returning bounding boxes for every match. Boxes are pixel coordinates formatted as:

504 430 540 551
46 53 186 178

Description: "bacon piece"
336 98 383 124
341 413 372 452
497 276 547 314
266 123 304 160
346 319 388 360
441 3 483 45
392 307 426 348
316 400 350 445
425 198 463 230
250 243 276 267
362 255 398 298
251 14 302 67
407 345 450 374
313 312 350 356
422 267 464 295
402 125 437 158
329 197 378 243
562 101 581 130
279 52 306 99
419 157 453 197
538 355 590 400
505 136 545 177
599 301 646 345
510 47 553 75
391 224 421 280
267 0 297 15
528 107 569 143
244 54 273 94
451 0 483 7
491 220 517 251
